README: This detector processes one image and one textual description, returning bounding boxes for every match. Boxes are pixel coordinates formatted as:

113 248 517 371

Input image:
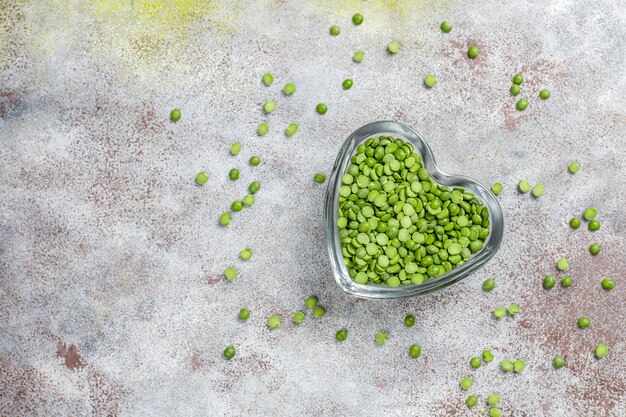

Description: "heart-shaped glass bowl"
324 121 504 299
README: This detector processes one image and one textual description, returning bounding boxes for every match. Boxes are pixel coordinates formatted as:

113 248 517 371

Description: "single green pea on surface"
588 220 600 231
375 331 388 345
500 359 514 372
491 182 503 196
583 207 597 220
195 171 208 185
229 143 241 156
568 162 580 173
249 181 261 194
224 267 237 281
561 276 572 288
601 277 615 291
532 183 544 198
543 275 556 289
467 45 480 59
482 349 494 362
257 123 269 136
238 308 250 321
285 123 298 137
513 73 524 85
577 316 590 329
482 278 496 292
404 314 415 327
283 82 296 95
459 377 473 390
487 393 501 405
342 79 353 90
594 343 608 358
518 179 531 193
267 314 281 329
263 100 276 113
589 243 601 256
292 311 305 324
249 156 261 166
539 89 551 100
470 357 482 368
489 407 502 417
312 306 326 318
493 307 507 319
304 296 318 308
409 344 422 358
553 355 565 369
513 359 526 373
352 13 363 25
557 257 569 271
465 395 478 408
243 195 255 206
239 248 253 260
440 21 452 33
314 173 326 184
510 84 521 96
316 103 328 115
353 51 365 62
337 135 491 286
229 168 240 181
388 40 400 54
336 329 348 341
569 218 581 229
170 108 181 122
223 345 236 360
508 304 520 315
329 25 340 36
231 200 243 212
262 73 274 86
516 99 529 111
423 74 437 88
219 212 232 226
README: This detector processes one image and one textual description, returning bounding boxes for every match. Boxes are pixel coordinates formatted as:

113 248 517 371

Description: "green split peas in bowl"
325 122 503 299
329 124 496 294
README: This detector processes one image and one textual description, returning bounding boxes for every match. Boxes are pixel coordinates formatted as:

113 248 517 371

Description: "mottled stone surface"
1 1 625 416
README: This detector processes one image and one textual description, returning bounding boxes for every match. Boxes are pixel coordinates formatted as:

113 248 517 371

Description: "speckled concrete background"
1 1 625 416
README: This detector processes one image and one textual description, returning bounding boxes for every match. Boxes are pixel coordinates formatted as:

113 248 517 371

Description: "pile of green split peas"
338 135 490 286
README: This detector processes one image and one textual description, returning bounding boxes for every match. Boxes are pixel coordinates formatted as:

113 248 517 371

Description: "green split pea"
460 377 472 390
336 329 348 341
423 74 437 88
337 136 490 286
388 40 400 54
170 108 181 122
283 83 296 95
467 45 480 59
292 311 305 324
375 331 388 345
223 345 236 360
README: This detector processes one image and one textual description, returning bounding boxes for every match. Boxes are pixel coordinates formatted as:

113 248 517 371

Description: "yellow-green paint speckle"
95 0 225 36
316 0 456 15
